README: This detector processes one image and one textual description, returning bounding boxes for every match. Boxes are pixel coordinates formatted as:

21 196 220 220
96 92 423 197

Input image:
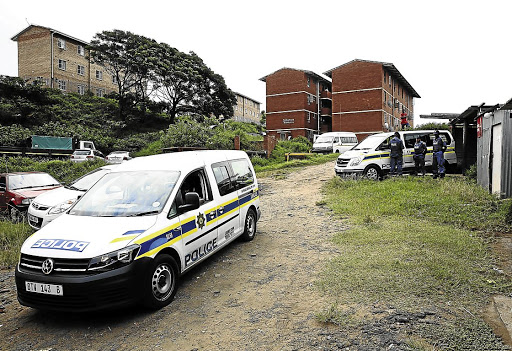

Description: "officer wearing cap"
413 136 427 176
389 132 404 176
432 130 447 179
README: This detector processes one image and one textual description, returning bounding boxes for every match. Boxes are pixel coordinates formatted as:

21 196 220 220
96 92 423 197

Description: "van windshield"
69 170 180 217
352 135 387 151
316 136 334 143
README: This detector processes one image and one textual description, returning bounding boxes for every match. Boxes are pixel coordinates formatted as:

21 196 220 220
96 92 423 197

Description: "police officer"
432 130 447 179
413 136 427 176
389 132 404 176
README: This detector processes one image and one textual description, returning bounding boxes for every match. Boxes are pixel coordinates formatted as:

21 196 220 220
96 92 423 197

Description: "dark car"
0 172 62 222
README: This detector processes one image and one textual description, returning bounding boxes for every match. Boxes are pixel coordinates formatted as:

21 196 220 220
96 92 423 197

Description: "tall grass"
0 220 33 268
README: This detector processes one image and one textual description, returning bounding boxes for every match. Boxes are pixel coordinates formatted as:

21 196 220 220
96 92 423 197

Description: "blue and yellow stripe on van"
128 188 259 259
358 147 456 163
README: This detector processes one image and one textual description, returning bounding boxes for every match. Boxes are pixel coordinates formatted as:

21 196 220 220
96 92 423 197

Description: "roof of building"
323 59 421 98
500 97 512 110
234 92 261 105
259 67 331 84
11 24 89 46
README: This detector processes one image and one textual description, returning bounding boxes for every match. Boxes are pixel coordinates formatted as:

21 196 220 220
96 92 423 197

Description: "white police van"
16 150 260 311
334 130 456 180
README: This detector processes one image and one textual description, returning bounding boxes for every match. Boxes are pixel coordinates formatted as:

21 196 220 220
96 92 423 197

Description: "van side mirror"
178 192 200 214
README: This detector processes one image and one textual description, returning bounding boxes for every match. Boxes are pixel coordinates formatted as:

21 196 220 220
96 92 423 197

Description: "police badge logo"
197 212 206 229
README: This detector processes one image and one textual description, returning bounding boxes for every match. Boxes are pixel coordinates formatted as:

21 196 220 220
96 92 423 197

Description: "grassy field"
319 175 512 349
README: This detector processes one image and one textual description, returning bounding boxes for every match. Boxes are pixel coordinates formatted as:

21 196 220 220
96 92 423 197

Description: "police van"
334 130 456 179
312 132 358 154
16 150 260 311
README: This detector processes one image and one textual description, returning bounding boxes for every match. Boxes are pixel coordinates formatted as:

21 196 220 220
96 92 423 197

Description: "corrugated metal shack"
477 98 512 198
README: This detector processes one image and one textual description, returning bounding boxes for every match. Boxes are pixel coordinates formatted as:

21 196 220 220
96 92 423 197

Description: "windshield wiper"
127 210 160 217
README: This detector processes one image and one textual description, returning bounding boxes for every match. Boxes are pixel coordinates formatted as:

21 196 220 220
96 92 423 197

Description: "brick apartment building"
11 25 117 96
261 60 420 142
259 68 332 141
233 92 261 124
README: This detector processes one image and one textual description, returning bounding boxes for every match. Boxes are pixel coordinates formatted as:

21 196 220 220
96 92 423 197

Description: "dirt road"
0 162 352 351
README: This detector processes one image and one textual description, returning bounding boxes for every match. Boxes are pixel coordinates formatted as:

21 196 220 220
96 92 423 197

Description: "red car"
0 172 61 222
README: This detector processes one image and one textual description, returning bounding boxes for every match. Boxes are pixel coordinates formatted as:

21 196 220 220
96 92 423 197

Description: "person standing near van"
413 136 427 176
432 130 447 179
389 132 404 176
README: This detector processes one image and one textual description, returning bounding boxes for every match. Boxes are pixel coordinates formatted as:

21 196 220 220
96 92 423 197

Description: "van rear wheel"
241 209 257 242
363 165 381 180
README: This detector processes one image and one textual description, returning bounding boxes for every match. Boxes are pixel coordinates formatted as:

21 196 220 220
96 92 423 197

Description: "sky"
1 0 511 126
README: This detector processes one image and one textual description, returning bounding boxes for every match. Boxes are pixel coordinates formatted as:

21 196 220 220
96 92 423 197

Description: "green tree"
152 45 236 123
88 30 156 120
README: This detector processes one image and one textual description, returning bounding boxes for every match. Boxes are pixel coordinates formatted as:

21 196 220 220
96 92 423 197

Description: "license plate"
28 214 38 224
25 281 63 296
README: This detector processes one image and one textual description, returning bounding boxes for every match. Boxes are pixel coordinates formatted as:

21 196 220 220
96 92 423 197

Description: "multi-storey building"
11 25 117 96
324 59 420 140
259 68 332 141
233 92 261 124
261 60 420 142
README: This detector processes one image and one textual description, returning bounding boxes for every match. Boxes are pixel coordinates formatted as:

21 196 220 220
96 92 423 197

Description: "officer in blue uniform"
432 130 447 179
413 136 427 176
389 132 404 176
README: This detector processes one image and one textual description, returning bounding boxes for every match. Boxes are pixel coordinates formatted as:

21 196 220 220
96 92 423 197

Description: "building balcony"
321 90 332 100
320 107 332 116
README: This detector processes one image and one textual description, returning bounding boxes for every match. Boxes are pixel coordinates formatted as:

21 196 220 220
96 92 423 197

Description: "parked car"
70 149 105 163
0 172 61 222
105 151 131 164
27 165 117 230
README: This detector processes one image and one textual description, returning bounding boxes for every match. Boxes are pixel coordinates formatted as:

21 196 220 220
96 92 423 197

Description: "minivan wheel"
142 254 179 310
241 209 257 242
363 165 381 180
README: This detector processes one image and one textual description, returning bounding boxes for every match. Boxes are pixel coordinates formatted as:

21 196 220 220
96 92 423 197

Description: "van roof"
114 150 250 173
318 132 357 136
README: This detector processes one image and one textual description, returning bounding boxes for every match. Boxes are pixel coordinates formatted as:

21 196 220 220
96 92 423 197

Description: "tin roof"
11 24 89 46
259 67 331 84
323 59 421 98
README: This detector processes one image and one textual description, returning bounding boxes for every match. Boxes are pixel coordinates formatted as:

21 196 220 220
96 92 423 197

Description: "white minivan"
312 132 358 154
334 130 456 180
16 150 260 312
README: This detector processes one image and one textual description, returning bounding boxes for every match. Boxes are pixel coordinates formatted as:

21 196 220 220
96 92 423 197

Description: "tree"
152 46 236 123
88 30 157 120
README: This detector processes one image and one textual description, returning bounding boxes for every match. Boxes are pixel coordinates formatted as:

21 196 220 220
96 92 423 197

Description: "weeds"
0 220 33 268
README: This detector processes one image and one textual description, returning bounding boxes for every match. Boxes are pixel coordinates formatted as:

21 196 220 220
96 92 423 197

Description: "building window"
57 38 66 49
77 45 85 56
77 85 85 95
58 59 67 71
383 71 386 84
307 77 310 87
389 76 392 87
58 80 66 91
77 65 85 75
96 70 103 80
96 88 104 97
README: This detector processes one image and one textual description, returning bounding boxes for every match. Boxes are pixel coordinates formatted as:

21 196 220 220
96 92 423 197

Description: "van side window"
179 169 212 206
379 137 392 150
404 134 417 148
333 137 340 143
440 132 451 144
0 176 5 189
230 159 254 190
212 164 234 196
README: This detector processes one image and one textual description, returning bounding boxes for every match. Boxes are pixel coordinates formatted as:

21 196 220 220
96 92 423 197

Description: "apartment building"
324 59 420 140
233 92 261 124
261 60 420 142
11 25 117 96
259 68 332 141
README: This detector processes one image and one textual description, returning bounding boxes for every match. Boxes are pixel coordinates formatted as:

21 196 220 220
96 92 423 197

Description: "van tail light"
86 155 94 159
70 155 74 159
123 157 128 160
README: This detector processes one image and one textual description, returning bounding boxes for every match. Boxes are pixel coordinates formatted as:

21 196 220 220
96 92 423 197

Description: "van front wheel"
363 165 381 180
142 254 179 310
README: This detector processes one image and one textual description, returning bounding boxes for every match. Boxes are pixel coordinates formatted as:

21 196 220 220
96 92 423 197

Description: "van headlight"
88 244 140 272
349 156 364 166
48 199 76 214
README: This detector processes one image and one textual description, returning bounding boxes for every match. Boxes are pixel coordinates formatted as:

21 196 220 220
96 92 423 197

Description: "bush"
270 136 312 162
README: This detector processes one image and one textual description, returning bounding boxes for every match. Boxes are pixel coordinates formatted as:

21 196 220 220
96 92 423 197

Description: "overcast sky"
1 0 511 126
